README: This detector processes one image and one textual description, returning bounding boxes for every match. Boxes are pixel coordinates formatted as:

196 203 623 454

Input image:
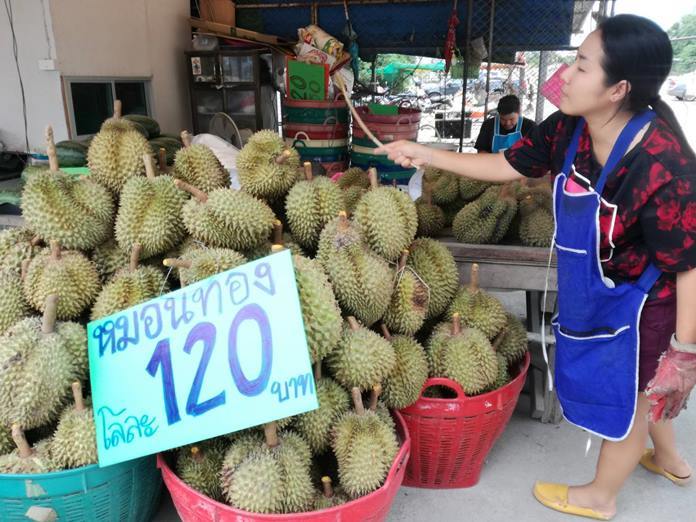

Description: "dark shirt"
474 116 536 152
504 110 696 299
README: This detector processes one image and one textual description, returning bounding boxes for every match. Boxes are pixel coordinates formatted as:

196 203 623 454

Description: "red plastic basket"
158 410 411 522
399 351 530 489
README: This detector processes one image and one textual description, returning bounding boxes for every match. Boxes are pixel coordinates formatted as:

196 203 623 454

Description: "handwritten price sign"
87 250 318 467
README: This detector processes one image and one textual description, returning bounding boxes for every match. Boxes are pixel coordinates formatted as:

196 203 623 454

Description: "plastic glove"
645 344 696 422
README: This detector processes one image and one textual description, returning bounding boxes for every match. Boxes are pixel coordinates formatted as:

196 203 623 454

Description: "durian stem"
50 240 61 260
273 220 283 245
398 250 409 271
469 263 480 292
314 362 322 381
422 183 433 206
451 312 461 336
367 167 379 189
71 381 85 412
303 161 313 181
113 99 122 119
346 316 360 331
30 236 43 247
263 422 279 448
270 244 285 253
41 295 59 335
392 179 397 188
163 258 192 269
351 387 365 415
174 179 208 203
11 424 32 459
380 323 392 341
369 384 382 411
45 126 59 172
20 259 30 281
321 476 334 498
130 244 142 271
275 149 292 165
143 153 156 179
158 148 167 171
190 446 203 461
180 130 193 147
337 210 349 231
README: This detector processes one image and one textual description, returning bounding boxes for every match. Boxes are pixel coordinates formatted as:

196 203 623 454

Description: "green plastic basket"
283 106 349 124
0 455 161 521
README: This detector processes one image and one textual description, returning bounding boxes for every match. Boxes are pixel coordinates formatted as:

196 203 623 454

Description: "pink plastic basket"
540 64 568 108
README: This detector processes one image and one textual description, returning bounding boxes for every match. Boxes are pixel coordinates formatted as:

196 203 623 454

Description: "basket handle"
292 139 307 149
293 131 310 142
323 116 338 126
399 99 413 108
396 115 413 126
420 377 467 400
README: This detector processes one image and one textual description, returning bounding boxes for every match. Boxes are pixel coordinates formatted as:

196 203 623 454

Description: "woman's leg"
648 419 692 478
565 393 651 517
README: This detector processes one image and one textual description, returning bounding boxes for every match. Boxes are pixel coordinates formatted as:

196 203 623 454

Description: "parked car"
424 80 463 101
667 73 696 101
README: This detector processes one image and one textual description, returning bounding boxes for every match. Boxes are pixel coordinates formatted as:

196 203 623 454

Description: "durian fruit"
447 264 507 339
22 126 115 250
0 227 37 274
518 191 555 247
337 167 370 190
177 181 276 251
286 162 345 252
488 184 519 244
163 247 246 286
24 241 101 320
407 238 458 320
220 422 314 514
313 476 347 510
441 197 467 227
173 130 229 193
452 185 512 244
383 250 429 335
353 168 418 261
459 177 491 201
489 352 511 391
316 212 393 326
495 312 528 364
51 381 97 469
0 270 29 335
342 185 368 216
415 183 445 237
87 100 151 192
290 252 342 363
0 296 85 429
92 239 131 282
293 365 350 454
115 153 188 259
423 167 459 205
332 388 399 498
0 425 13 454
236 130 300 202
243 221 305 260
176 438 227 501
381 325 429 410
0 425 56 474
428 313 498 395
327 317 396 391
91 245 168 320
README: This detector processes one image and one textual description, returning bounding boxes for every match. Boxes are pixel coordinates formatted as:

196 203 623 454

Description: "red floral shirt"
505 111 696 299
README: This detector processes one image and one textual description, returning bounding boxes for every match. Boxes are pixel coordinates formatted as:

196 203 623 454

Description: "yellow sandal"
533 482 613 520
639 449 692 486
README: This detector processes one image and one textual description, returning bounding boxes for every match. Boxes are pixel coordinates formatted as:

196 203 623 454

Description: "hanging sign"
286 58 328 100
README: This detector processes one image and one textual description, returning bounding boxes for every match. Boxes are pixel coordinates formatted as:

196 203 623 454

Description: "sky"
613 0 696 30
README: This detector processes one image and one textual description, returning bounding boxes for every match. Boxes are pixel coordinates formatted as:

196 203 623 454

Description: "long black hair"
599 14 695 159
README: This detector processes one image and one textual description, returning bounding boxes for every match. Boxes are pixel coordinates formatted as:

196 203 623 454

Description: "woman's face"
559 30 625 117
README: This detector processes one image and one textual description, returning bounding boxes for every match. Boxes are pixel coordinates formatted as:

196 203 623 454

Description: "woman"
376 15 696 521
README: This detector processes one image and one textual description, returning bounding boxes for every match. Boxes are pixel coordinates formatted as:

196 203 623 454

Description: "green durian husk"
496 312 528 364
406 238 458 320
90 265 167 320
342 185 368 215
87 125 151 192
459 177 491 201
447 283 507 340
92 239 131 282
174 144 230 193
382 264 429 336
0 437 57 474
0 270 29 336
423 167 459 205
293 376 349 453
51 396 97 469
176 438 227 501
415 199 445 237
337 167 370 190
382 335 429 410
286 177 345 251
176 248 247 286
0 228 35 275
519 207 554 247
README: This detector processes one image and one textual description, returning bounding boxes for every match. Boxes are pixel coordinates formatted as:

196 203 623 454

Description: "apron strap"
595 110 656 194
635 263 663 294
515 116 523 133
562 118 586 175
494 115 500 135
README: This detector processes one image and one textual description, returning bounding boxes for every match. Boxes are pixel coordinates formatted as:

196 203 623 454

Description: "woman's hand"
374 141 433 169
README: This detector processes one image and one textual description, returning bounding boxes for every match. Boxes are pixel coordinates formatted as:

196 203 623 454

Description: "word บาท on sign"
87 249 318 467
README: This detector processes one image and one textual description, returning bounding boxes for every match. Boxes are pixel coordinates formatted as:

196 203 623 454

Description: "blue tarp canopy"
234 0 578 61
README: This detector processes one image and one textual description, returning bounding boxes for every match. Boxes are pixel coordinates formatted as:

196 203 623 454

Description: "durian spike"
351 387 365 415
163 258 192 269
263 422 279 448
273 220 283 245
113 99 122 119
398 250 409 271
180 130 193 147
11 424 32 458
20 259 31 281
271 244 285 253
422 182 433 206
130 244 143 271
451 312 462 336
369 384 382 411
275 149 292 165
337 210 349 231
45 125 59 173
321 476 335 498
469 263 480 292
71 381 85 412
41 295 59 335
158 148 167 171
367 167 379 189
303 161 313 181
174 179 208 203
49 240 61 261
314 361 322 381
346 316 360 331
143 153 156 179
380 323 392 341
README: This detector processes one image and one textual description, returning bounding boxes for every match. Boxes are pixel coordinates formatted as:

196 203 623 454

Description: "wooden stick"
367 167 379 189
174 179 208 203
130 244 142 271
469 263 480 292
380 322 392 341
275 149 292 165
45 126 59 173
264 422 279 448
351 387 365 415
158 148 167 171
369 384 382 411
71 381 85 412
321 476 334 498
332 72 384 148
143 153 156 179
163 258 192 269
113 99 122 119
11 424 32 459
451 312 461 336
273 219 283 245
49 240 61 261
314 361 322 381
303 161 313 181
42 295 59 335
346 316 360 331
180 130 192 147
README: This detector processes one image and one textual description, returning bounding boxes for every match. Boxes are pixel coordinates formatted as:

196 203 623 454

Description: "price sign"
87 250 317 467
286 59 328 101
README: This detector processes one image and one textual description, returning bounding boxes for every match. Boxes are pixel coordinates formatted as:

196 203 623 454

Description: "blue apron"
551 110 661 441
492 115 523 152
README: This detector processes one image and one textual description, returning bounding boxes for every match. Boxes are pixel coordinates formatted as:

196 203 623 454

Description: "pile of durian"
417 166 554 247
0 106 526 513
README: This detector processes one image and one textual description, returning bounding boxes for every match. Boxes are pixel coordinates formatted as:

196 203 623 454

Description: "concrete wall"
0 0 191 152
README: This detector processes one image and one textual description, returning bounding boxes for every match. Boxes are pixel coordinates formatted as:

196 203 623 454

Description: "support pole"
483 0 496 119
458 0 474 151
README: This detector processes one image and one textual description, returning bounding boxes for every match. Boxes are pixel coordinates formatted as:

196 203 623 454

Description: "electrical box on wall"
38 59 57 71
